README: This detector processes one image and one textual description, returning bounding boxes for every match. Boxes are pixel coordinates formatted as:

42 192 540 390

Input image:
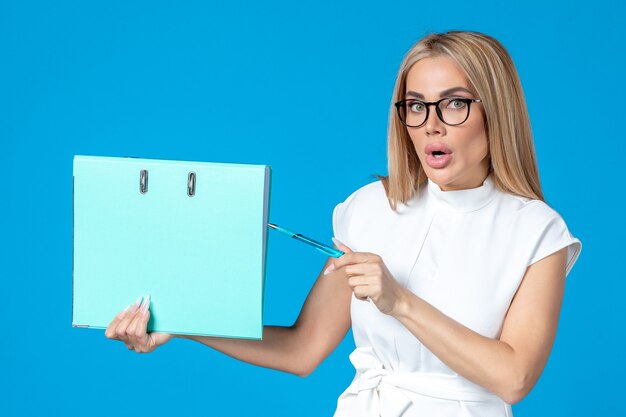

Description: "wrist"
391 288 413 319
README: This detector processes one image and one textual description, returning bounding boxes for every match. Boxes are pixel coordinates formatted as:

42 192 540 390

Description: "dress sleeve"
525 202 582 277
332 189 359 248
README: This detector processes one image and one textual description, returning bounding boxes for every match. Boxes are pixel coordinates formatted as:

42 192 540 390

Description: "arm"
333 242 568 404
392 248 567 403
178 256 353 376
106 257 353 377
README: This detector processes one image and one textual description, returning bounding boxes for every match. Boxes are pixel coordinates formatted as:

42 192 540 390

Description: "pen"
268 223 345 258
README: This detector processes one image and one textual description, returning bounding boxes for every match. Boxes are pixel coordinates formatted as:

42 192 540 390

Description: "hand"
325 239 408 316
104 295 173 353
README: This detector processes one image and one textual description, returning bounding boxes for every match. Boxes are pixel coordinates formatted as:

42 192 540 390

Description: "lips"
424 142 453 169
424 143 453 156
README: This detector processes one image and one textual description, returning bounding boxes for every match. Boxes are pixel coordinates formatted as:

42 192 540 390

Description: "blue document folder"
72 155 271 339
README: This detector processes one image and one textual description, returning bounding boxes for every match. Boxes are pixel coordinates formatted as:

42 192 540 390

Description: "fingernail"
141 294 151 315
323 264 335 276
117 304 131 319
130 296 143 313
332 237 344 247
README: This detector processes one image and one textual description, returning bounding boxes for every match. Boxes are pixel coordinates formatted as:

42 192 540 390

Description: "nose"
424 105 444 136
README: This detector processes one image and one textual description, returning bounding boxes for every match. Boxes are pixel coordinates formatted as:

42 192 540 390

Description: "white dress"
331 172 582 417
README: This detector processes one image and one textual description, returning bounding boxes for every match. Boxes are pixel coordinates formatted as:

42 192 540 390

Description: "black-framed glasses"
394 97 482 128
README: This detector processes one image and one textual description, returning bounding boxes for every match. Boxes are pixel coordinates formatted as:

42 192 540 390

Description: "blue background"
1 0 624 415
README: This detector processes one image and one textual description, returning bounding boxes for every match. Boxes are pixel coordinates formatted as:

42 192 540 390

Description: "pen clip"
296 234 344 258
314 246 345 258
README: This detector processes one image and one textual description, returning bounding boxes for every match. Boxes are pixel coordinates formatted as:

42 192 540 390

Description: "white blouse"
331 172 582 417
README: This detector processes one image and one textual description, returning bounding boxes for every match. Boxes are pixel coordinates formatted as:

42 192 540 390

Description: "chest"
350 207 529 338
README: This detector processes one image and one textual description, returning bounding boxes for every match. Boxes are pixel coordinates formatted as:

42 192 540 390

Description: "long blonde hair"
380 31 544 210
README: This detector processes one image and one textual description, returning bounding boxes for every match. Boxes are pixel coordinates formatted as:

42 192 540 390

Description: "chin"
424 169 457 186
424 169 470 191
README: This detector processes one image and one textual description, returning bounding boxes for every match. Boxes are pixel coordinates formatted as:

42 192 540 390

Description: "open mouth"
425 143 453 160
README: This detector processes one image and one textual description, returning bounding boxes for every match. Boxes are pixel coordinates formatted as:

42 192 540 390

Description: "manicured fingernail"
117 305 131 319
141 295 151 315
130 296 142 313
324 264 336 276
332 237 344 248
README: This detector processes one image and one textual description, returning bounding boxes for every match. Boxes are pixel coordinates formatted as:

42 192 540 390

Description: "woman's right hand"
104 295 173 353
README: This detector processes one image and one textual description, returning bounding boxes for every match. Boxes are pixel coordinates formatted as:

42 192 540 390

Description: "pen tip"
268 223 276 229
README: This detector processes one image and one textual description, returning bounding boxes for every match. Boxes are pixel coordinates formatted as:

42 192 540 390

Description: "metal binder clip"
140 169 148 194
188 172 196 197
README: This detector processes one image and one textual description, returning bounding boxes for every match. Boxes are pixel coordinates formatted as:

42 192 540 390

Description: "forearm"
176 325 308 376
392 291 524 403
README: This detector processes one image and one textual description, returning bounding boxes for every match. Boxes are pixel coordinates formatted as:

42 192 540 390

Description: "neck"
426 171 497 213
435 158 492 191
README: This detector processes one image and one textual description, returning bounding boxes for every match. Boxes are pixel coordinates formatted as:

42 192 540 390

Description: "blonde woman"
105 31 582 417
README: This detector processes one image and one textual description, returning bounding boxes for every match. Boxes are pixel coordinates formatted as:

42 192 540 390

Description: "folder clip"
140 169 148 194
139 169 195 196
188 172 196 197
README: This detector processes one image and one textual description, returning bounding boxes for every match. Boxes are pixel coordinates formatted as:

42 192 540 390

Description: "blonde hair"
380 30 544 210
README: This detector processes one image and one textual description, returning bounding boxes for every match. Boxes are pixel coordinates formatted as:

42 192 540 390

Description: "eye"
446 99 467 110
409 101 425 113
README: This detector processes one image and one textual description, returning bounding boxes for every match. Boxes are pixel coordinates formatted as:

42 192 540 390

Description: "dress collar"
426 172 497 212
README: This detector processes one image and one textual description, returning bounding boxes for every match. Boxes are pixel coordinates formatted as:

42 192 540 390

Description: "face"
403 56 490 191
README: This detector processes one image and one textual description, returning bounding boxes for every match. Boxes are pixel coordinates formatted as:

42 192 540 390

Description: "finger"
105 305 131 340
323 239 354 276
125 311 140 346
344 263 383 278
332 238 353 254
324 252 371 276
115 314 134 342
115 296 143 341
347 275 371 289
150 332 172 348
125 299 147 346
353 285 371 300
126 296 152 352
134 296 152 348
333 252 374 271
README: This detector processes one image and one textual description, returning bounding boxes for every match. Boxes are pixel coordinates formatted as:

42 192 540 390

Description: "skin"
405 56 491 191
105 56 568 405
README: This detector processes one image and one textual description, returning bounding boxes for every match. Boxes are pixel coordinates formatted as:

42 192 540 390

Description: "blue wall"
1 0 623 415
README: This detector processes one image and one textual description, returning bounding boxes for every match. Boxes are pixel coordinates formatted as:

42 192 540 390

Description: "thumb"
151 332 173 347
332 237 353 254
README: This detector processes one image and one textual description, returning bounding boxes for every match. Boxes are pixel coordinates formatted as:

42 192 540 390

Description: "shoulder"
340 179 387 206
503 193 567 228
333 179 389 217
331 180 389 245
497 192 581 275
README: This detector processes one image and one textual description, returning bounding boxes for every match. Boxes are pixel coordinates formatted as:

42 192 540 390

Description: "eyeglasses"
394 97 482 128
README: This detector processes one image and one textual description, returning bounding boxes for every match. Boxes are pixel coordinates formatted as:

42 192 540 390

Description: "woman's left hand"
325 240 408 316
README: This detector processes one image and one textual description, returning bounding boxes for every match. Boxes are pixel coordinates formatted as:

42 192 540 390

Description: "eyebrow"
406 86 475 99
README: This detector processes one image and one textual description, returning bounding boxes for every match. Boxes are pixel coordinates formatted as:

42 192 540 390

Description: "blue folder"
72 155 271 339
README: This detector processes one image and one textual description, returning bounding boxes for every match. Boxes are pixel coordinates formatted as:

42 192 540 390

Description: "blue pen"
268 223 345 258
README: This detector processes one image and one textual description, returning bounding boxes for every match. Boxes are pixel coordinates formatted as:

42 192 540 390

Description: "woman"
105 31 582 416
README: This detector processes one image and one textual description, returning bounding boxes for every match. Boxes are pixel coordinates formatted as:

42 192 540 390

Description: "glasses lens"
399 100 427 127
439 98 469 125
